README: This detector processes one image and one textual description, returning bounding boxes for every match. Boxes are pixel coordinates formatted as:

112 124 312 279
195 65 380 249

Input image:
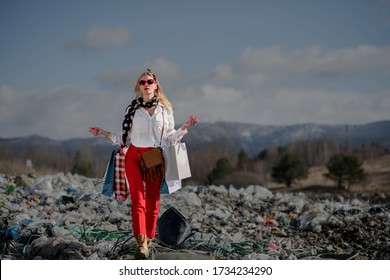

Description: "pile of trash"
0 173 389 260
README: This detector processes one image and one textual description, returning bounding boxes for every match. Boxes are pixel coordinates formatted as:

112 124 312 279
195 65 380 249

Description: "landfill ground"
0 173 389 260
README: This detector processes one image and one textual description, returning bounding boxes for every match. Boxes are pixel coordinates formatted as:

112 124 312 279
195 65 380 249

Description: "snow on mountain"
1 121 389 157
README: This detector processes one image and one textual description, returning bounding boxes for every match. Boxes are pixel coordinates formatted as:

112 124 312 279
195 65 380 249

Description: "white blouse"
110 104 187 147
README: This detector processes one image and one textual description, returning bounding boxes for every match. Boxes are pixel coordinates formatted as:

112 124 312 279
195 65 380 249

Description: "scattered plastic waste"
267 241 279 250
157 206 191 248
265 218 279 226
5 225 22 240
5 182 16 195
0 173 389 260
67 187 77 193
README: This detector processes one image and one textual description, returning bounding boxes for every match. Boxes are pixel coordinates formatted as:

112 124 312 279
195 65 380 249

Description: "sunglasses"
139 79 155 86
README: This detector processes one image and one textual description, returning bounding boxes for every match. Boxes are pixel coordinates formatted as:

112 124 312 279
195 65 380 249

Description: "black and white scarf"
121 96 158 145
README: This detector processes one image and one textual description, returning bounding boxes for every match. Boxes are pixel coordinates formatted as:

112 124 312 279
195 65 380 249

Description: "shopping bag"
102 150 115 196
113 150 129 201
102 149 129 200
164 142 191 181
160 179 182 194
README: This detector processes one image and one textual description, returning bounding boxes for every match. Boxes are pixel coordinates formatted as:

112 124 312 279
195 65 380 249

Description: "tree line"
202 139 388 190
0 138 388 190
0 140 110 177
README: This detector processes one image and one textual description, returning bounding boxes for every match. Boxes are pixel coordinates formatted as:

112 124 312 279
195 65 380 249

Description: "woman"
88 69 198 259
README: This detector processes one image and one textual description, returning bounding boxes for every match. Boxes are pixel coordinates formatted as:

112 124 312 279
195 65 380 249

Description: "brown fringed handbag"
138 147 165 182
137 109 166 182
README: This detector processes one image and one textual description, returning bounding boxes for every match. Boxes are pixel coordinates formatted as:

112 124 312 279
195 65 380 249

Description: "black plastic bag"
157 206 191 248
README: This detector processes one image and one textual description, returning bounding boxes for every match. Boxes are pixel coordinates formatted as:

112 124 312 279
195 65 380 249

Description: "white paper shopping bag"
160 179 182 194
164 142 191 181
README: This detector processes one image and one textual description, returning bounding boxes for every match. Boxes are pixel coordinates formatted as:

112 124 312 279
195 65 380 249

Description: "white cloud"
0 85 131 139
2 44 389 139
293 45 390 76
201 84 242 103
211 64 234 81
94 46 390 127
149 58 182 83
65 26 131 52
237 46 287 72
172 83 390 126
235 45 390 84
96 68 137 91
96 58 182 91
0 85 21 123
1 84 389 139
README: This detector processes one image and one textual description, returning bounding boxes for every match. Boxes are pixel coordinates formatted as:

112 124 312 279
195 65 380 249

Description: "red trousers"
125 145 162 238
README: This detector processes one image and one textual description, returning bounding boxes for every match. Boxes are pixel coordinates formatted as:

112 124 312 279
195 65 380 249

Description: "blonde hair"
134 70 173 113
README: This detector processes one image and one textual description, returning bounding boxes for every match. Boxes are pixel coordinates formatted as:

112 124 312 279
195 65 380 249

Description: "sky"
1 0 390 140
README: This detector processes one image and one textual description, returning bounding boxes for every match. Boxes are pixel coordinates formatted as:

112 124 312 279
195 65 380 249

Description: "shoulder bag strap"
159 106 165 147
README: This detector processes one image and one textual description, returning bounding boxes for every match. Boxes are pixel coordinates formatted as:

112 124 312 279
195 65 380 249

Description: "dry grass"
267 154 390 193
0 159 61 177
0 160 30 176
357 154 390 193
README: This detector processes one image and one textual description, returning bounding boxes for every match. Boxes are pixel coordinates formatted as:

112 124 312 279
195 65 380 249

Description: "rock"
176 192 203 208
28 236 93 260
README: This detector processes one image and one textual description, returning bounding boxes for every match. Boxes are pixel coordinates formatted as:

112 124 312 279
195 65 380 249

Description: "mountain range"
1 120 389 158
185 120 390 155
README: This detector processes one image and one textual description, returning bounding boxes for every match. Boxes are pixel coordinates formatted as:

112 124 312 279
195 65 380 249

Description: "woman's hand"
181 115 199 130
88 127 109 138
88 127 102 136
